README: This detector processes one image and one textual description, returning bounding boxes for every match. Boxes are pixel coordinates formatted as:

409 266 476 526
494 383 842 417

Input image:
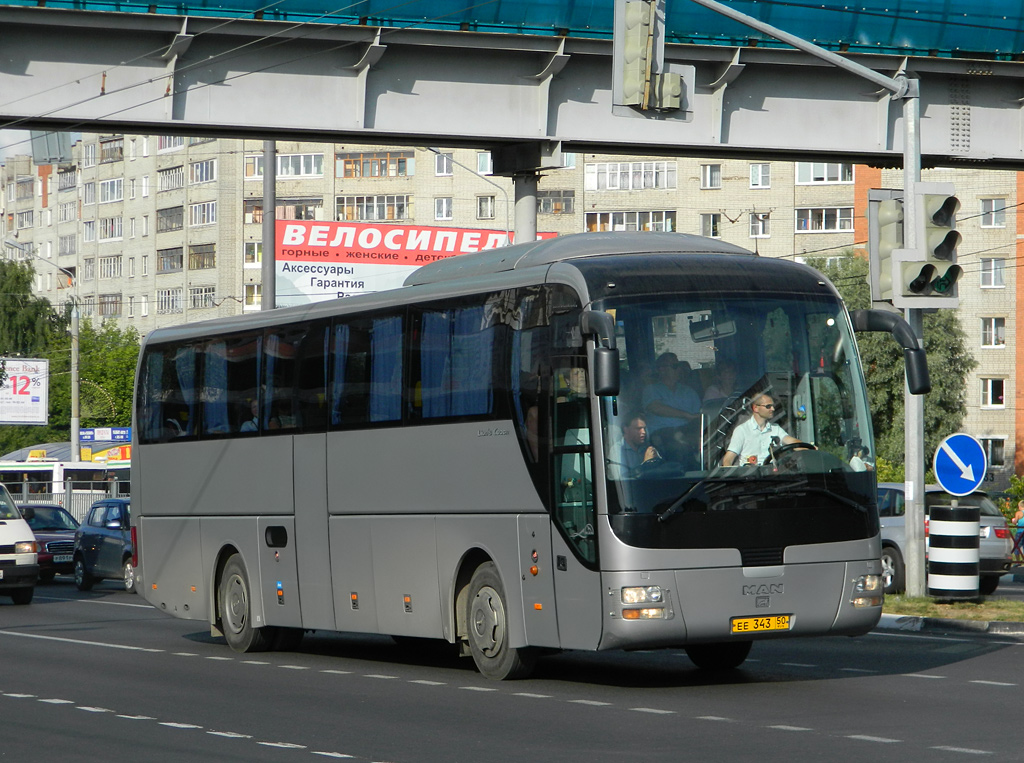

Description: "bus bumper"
599 558 883 651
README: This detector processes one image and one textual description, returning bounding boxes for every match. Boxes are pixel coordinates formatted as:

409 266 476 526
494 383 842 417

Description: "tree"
805 255 976 468
0 260 139 456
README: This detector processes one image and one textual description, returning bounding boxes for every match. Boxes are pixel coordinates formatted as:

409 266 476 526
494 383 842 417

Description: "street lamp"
2 238 80 461
425 147 512 244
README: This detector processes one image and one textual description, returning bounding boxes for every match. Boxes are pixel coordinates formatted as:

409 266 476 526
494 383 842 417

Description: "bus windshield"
597 290 877 555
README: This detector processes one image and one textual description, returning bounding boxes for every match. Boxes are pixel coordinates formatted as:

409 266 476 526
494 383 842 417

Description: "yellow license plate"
731 614 791 634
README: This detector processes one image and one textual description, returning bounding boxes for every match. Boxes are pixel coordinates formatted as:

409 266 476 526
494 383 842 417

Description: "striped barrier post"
927 502 980 599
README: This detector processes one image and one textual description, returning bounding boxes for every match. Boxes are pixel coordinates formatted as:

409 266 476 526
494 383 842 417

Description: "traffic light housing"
896 182 961 308
867 189 903 304
613 0 682 111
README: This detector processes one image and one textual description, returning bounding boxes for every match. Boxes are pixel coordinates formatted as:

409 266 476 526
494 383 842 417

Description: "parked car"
21 503 79 582
0 488 38 604
73 498 134 593
877 483 1013 595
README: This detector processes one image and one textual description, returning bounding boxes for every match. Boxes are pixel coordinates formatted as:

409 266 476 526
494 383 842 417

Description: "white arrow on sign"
940 439 974 482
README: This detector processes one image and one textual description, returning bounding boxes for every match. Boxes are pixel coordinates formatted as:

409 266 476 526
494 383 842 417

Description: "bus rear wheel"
219 554 274 653
466 562 536 680
685 641 752 670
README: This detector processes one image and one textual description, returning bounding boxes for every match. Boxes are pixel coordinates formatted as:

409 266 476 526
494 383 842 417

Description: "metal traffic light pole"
683 0 928 595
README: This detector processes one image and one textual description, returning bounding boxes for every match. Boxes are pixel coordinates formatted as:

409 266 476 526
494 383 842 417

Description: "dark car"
21 503 79 582
73 498 134 593
877 483 1013 596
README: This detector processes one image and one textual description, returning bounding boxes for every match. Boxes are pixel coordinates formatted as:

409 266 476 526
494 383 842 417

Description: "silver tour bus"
132 232 928 679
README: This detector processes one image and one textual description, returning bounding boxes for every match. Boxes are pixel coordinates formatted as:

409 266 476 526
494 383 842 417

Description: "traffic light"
867 189 903 303
897 182 961 308
621 0 654 108
613 0 682 111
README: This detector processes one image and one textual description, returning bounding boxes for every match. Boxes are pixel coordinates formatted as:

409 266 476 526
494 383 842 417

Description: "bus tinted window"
417 303 494 419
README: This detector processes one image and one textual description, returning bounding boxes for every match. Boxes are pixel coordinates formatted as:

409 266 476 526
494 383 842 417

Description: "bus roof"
404 232 754 287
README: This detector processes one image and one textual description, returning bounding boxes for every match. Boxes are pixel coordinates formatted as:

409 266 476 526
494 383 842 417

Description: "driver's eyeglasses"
756 403 777 409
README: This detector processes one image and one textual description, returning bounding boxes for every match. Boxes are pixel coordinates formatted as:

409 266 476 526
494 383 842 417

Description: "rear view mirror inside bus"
689 316 736 343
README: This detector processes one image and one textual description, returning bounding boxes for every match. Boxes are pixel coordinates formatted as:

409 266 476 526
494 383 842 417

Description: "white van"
0 485 38 605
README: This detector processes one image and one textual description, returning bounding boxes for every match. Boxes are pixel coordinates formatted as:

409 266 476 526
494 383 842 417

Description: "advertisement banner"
0 358 49 425
275 220 555 307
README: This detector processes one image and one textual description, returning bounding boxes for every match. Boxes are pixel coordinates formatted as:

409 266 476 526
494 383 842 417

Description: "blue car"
73 498 135 593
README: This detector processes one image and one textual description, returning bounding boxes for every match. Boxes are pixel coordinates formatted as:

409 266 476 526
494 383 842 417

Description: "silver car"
877 483 1013 596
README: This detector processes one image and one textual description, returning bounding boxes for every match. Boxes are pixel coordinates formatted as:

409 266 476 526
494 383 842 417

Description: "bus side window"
552 363 595 564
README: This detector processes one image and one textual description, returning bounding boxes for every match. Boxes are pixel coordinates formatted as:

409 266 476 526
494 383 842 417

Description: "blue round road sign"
933 433 987 497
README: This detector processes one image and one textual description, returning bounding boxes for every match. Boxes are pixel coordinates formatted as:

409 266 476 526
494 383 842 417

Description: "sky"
0 130 33 163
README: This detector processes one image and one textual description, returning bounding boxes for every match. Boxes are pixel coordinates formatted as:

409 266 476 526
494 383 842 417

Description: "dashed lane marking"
848 735 901 743
930 746 993 755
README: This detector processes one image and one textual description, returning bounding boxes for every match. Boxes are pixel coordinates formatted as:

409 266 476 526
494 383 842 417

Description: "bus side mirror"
581 310 620 396
850 309 931 395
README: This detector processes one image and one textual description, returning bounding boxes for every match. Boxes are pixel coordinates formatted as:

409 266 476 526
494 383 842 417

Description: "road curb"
876 612 1024 636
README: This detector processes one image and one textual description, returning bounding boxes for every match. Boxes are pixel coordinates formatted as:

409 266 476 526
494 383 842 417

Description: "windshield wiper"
657 475 736 524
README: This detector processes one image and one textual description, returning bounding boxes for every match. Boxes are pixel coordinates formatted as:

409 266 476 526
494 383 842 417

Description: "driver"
721 393 801 466
615 414 662 477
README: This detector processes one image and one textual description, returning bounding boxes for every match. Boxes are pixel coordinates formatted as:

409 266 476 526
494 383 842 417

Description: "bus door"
549 361 602 650
292 433 336 631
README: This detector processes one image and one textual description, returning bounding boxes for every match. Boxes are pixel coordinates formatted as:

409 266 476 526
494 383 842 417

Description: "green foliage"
875 457 903 483
0 263 139 456
805 255 976 471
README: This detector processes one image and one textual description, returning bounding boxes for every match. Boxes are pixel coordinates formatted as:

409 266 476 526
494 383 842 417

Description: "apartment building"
1 136 1019 486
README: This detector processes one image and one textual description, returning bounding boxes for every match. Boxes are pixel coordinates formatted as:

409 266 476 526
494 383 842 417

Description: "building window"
538 190 574 215
336 151 413 178
276 198 324 221
981 438 1006 468
244 242 262 267
142 255 149 276
245 153 324 179
243 199 263 225
158 166 185 192
98 294 122 318
244 283 262 310
58 234 76 256
158 136 185 151
141 294 149 317
189 201 217 227
749 212 770 238
980 258 1006 288
98 217 123 241
750 163 771 188
82 182 95 205
980 198 1006 228
58 168 77 192
83 144 96 168
477 196 495 220
99 178 123 204
157 247 184 274
700 164 722 189
128 257 135 277
99 256 123 279
157 206 184 233
336 195 411 221
99 138 124 164
82 258 95 281
701 213 721 238
157 287 183 314
796 207 853 232
435 197 454 221
434 152 453 176
189 159 217 185
83 221 96 242
795 162 853 184
16 211 33 229
189 243 216 270
58 202 77 223
586 210 676 232
190 285 216 309
584 161 677 191
477 152 492 175
981 378 1005 409
981 317 1006 348
15 178 32 200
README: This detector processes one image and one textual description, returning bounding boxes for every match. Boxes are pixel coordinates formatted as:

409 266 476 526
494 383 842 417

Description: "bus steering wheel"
763 441 816 465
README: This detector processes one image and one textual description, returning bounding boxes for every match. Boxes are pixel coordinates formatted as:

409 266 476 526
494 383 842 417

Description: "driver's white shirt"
726 416 791 465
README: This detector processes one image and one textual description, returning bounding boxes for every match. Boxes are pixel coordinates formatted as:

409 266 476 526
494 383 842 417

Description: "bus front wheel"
219 554 274 653
685 640 752 670
466 562 536 680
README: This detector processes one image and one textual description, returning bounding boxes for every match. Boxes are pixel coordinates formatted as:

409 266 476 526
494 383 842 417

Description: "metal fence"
9 480 130 523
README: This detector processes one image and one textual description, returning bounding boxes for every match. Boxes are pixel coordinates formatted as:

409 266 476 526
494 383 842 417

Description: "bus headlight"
621 586 663 604
622 607 666 620
851 574 882 608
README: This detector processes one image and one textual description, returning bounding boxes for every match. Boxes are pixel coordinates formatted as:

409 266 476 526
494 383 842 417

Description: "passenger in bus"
609 414 662 479
702 360 742 407
721 393 800 466
848 443 874 472
642 353 701 460
240 399 259 432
